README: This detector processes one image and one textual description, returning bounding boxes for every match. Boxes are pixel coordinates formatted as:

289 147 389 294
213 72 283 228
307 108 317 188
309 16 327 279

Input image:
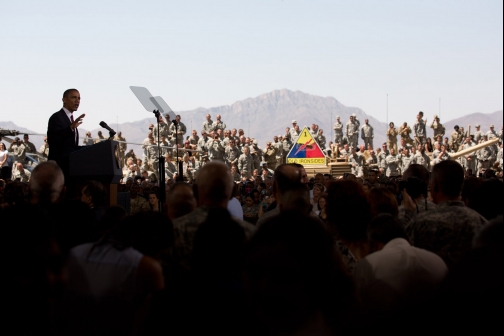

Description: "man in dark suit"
47 89 85 178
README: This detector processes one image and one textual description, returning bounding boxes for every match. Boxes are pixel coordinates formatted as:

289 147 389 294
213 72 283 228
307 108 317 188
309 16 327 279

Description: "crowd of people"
331 112 503 179
1 154 502 334
2 111 502 185
0 108 503 334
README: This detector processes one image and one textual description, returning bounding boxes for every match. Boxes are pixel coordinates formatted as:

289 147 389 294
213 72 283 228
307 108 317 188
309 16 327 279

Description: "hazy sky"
1 0 502 134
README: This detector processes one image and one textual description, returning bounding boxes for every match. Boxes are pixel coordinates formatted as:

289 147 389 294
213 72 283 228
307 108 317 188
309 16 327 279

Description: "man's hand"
71 114 85 130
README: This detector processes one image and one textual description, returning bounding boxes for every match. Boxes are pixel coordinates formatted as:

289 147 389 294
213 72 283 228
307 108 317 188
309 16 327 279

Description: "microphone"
99 121 116 136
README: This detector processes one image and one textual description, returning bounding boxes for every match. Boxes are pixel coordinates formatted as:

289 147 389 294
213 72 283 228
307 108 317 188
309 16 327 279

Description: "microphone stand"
153 110 165 212
172 119 184 182
107 130 116 141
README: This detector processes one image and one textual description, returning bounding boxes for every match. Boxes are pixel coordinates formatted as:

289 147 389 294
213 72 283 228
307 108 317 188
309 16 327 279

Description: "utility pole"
331 111 333 142
386 94 389 125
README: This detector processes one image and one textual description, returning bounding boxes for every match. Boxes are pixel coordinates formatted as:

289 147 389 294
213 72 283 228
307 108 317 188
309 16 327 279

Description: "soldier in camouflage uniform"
263 141 277 171
352 113 360 129
317 129 327 150
212 114 227 133
141 132 153 166
114 131 127 167
146 138 161 179
460 137 476 172
290 124 301 143
11 162 31 182
413 111 427 146
402 160 487 268
360 119 374 150
231 165 241 182
250 141 263 171
487 125 498 140
94 131 105 144
222 130 232 147
216 129 225 141
497 143 503 171
198 131 210 154
348 147 364 177
411 145 431 171
398 122 415 147
449 125 463 152
22 134 37 155
238 135 248 153
432 144 450 166
82 132 94 146
377 143 389 174
188 130 200 150
171 162 256 270
400 148 413 174
238 146 253 179
39 136 50 160
165 154 178 179
339 143 350 159
230 128 240 144
159 135 172 157
202 114 214 134
8 137 26 166
224 139 241 167
367 149 379 171
208 136 225 162
386 122 399 153
129 183 150 215
346 115 359 148
429 116 445 140
477 135 494 171
273 136 283 167
282 133 292 163
152 116 170 141
473 124 483 144
333 116 344 144
385 148 400 177
169 115 187 144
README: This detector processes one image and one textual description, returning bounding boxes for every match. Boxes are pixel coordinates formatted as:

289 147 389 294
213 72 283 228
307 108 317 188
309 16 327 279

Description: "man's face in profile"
63 90 80 112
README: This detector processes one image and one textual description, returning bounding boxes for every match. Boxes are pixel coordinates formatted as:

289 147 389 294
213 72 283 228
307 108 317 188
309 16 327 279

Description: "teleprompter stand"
129 86 180 211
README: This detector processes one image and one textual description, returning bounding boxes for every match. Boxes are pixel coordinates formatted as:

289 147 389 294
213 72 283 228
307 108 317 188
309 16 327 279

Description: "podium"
69 140 123 205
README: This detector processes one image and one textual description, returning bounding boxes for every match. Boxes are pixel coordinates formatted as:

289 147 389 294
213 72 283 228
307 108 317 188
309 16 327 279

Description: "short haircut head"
195 161 233 205
30 161 65 204
273 164 302 195
83 180 106 207
403 164 430 186
431 160 464 199
368 214 409 245
279 182 311 215
326 180 371 242
167 182 197 220
63 88 78 98
368 187 399 218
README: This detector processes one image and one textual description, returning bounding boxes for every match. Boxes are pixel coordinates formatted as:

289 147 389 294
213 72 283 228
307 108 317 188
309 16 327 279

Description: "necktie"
70 114 77 144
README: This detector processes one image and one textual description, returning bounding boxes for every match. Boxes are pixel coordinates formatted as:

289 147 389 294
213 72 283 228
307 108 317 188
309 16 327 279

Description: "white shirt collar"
62 107 73 121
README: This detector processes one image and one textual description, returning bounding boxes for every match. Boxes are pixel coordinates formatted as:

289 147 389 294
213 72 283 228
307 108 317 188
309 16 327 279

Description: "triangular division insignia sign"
286 127 326 165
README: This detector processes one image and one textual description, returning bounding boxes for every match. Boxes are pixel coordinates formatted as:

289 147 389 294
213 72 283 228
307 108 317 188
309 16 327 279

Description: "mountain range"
1 89 502 157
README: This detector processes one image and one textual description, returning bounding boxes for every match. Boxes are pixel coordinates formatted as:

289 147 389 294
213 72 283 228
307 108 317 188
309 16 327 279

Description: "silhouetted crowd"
1 156 503 335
